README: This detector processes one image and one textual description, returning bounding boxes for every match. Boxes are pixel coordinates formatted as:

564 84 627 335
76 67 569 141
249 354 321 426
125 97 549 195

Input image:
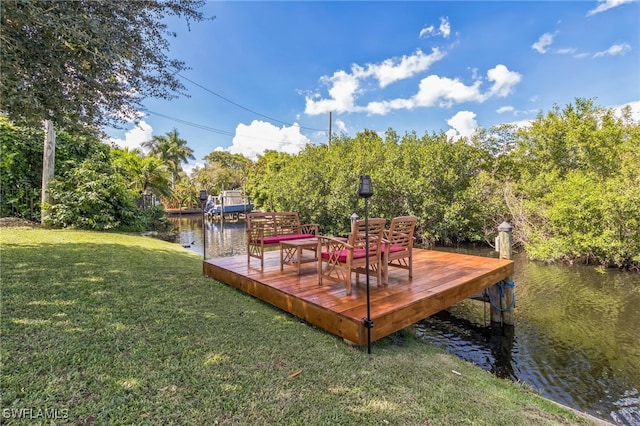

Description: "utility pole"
41 120 55 225
328 111 332 145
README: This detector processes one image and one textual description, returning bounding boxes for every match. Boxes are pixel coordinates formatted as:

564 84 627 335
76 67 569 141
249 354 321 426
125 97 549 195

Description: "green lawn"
1 227 593 425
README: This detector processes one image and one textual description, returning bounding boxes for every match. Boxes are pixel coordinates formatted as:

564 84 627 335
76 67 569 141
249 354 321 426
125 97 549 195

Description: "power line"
176 73 327 133
144 110 235 136
144 109 306 146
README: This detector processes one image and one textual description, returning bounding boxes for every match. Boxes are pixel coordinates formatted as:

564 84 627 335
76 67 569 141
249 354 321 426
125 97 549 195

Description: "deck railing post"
491 221 515 325
350 213 359 235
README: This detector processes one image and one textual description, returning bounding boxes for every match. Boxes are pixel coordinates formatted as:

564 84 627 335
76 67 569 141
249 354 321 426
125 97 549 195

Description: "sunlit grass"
1 228 593 425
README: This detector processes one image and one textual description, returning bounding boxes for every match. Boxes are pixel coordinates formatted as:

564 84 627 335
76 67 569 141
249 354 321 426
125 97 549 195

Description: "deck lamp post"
199 189 208 261
357 175 374 354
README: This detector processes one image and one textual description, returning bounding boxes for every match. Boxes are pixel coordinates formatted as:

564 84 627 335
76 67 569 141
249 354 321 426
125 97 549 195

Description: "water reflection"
171 216 640 425
171 214 248 259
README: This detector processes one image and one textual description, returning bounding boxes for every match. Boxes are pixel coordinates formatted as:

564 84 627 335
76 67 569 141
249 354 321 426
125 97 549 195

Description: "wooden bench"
246 212 319 269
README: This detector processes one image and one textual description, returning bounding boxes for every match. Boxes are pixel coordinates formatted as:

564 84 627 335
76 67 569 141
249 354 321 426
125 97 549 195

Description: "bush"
46 153 139 230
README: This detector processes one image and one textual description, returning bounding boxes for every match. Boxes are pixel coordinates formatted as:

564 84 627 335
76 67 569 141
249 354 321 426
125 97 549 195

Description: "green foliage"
141 128 195 188
244 129 493 243
194 151 252 195
508 98 640 267
111 147 172 198
134 205 173 232
1 1 207 133
203 151 252 172
0 117 109 222
524 170 640 267
240 98 639 268
0 116 42 220
169 175 199 210
46 152 139 230
246 150 295 213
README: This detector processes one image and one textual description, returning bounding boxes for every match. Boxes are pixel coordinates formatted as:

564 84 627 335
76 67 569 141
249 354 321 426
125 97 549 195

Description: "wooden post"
220 191 225 225
489 283 502 324
490 222 514 324
493 221 515 325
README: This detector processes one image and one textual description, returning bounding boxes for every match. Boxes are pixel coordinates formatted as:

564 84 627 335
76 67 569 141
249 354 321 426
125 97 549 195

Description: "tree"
1 0 208 222
141 128 195 187
508 98 640 267
46 151 139 230
196 151 252 193
203 151 252 172
111 148 172 199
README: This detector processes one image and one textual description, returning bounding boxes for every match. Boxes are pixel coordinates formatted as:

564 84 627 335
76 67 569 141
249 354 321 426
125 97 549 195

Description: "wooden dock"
203 249 514 346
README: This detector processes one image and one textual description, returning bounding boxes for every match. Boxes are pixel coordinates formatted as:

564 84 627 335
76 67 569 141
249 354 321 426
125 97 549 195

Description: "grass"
0 227 594 425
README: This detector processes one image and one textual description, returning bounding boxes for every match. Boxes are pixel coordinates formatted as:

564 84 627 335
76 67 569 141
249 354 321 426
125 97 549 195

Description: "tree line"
2 99 638 269
244 99 638 270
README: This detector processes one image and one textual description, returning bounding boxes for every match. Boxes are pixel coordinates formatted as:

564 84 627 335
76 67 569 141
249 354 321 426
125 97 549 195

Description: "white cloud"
593 43 631 57
419 17 451 39
612 100 640 121
439 17 451 39
414 75 484 107
419 25 435 38
587 0 637 16
486 64 522 97
306 48 445 114
445 111 478 141
413 64 520 109
226 120 311 160
305 71 360 115
555 47 577 55
357 48 446 88
108 121 153 150
184 162 203 177
305 42 521 117
305 48 446 115
532 32 555 54
506 119 534 129
308 63 522 117
334 119 348 133
496 106 515 114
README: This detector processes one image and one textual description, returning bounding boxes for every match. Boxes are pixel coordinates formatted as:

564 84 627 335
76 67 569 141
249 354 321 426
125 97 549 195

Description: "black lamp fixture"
199 190 207 261
357 175 374 354
357 175 373 198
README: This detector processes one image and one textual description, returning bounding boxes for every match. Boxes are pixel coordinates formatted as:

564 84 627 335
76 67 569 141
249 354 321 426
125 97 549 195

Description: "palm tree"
142 128 195 188
112 148 173 205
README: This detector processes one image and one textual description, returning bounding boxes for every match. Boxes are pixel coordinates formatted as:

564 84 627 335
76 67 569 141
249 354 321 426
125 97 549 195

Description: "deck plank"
203 248 513 346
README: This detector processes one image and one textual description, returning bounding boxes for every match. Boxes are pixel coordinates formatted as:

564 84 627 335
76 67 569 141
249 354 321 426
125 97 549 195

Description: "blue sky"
108 0 640 170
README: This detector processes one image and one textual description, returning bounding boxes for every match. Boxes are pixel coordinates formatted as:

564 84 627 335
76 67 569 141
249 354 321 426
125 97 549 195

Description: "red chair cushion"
321 248 375 262
381 243 406 253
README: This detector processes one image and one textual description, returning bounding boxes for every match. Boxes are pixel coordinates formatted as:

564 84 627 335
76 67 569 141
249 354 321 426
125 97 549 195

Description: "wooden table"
280 238 318 275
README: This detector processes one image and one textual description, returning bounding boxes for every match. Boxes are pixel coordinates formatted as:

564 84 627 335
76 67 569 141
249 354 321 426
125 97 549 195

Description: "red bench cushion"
258 234 315 244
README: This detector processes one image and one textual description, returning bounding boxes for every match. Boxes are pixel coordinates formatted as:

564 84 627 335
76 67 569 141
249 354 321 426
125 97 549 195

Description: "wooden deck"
203 249 514 346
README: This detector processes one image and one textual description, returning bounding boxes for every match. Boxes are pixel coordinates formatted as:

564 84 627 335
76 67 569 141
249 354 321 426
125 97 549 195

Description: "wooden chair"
382 215 417 284
317 218 387 295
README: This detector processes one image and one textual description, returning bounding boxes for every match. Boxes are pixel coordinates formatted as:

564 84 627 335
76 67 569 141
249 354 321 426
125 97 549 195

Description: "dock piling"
490 222 515 326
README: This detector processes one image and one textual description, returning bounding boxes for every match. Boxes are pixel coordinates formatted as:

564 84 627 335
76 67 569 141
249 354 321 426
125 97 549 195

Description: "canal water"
171 215 640 425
